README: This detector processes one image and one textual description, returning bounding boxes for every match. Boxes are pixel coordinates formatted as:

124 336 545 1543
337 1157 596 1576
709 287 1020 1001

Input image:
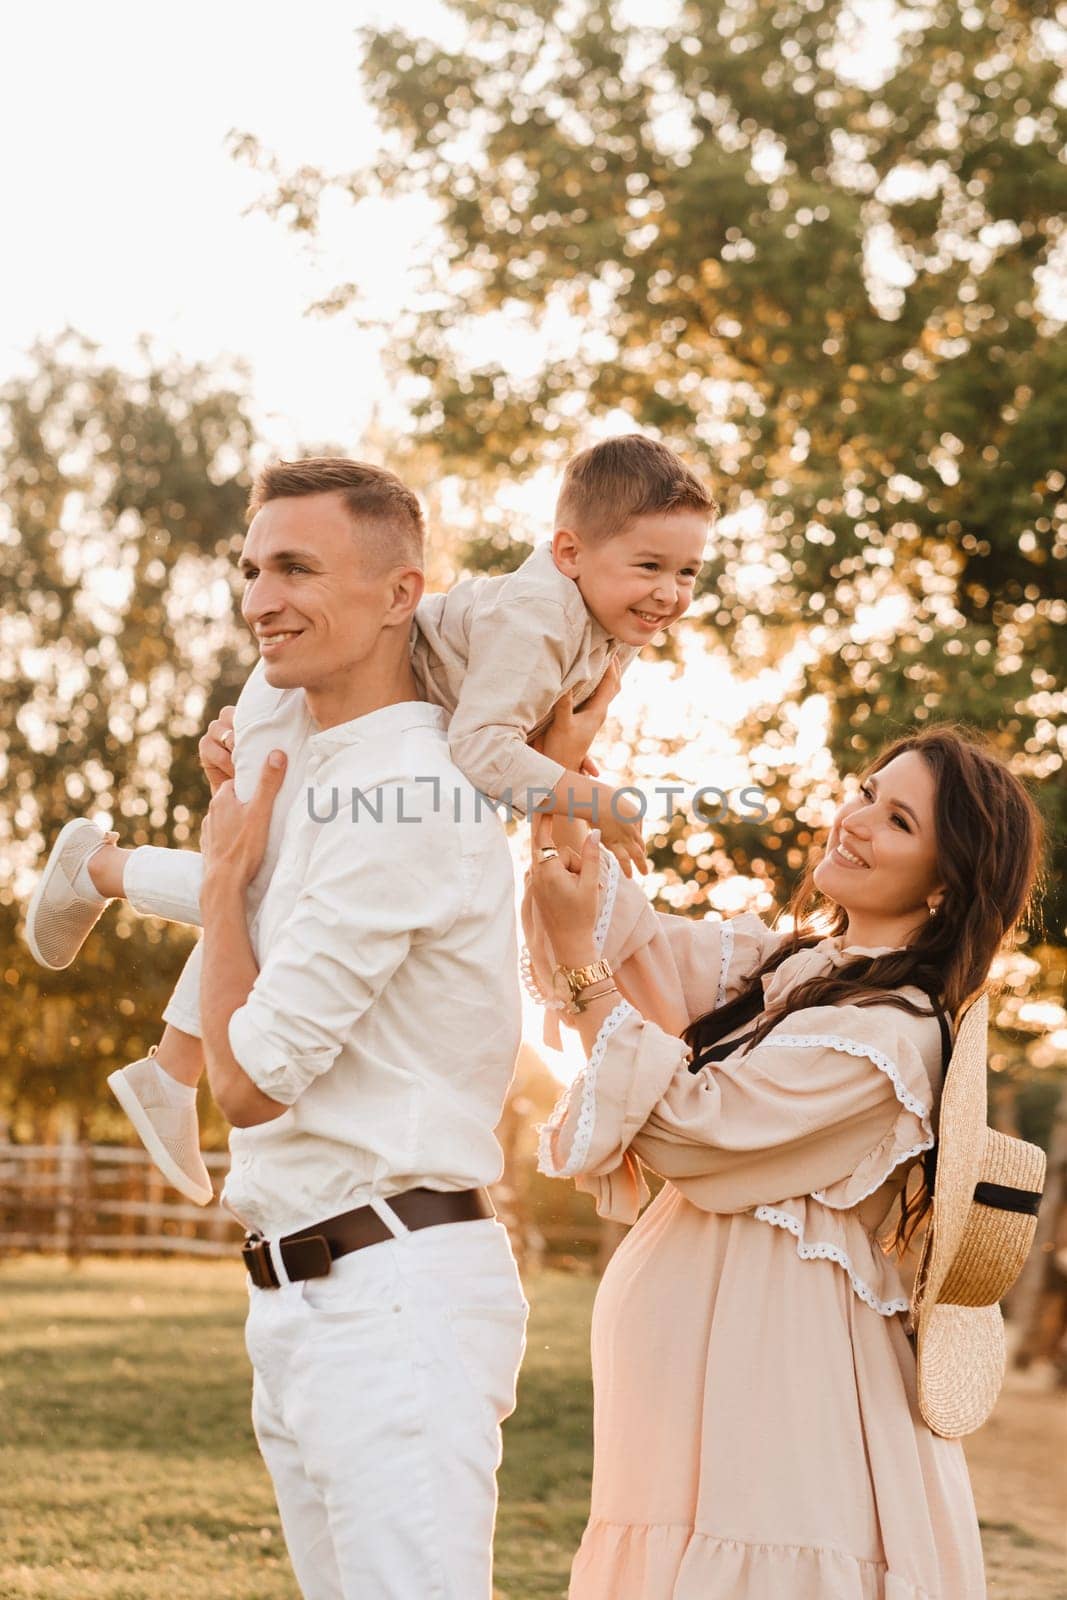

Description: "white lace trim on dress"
752 1205 910 1317
765 1031 934 1207
520 943 563 1009
522 847 620 1012
594 850 620 955
715 919 735 1009
766 1033 930 1122
767 1030 934 1203
812 1136 934 1208
537 999 636 1178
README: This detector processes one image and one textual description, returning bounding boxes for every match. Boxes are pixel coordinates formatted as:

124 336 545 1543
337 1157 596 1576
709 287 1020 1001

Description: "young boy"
25 436 715 1202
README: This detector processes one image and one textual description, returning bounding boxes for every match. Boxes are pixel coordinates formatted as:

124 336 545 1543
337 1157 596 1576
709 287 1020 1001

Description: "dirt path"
966 1365 1067 1600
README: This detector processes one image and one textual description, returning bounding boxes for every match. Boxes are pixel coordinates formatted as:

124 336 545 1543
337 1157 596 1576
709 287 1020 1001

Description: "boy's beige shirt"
411 541 637 810
232 541 637 814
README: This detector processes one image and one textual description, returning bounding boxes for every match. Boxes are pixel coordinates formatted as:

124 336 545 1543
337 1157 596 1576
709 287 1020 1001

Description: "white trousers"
245 1213 528 1600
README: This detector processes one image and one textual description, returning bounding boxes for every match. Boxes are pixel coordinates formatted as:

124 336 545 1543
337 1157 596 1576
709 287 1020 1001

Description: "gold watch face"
551 968 575 1004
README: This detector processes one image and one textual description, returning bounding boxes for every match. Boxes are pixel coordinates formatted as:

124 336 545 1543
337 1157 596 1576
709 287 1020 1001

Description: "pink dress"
524 854 986 1599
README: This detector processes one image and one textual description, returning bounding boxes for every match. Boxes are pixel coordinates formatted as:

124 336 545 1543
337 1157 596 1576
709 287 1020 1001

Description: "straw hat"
911 993 1046 1438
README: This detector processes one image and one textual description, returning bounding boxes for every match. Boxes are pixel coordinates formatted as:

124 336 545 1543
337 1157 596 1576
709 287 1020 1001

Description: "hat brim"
917 1302 1005 1438
916 996 989 1310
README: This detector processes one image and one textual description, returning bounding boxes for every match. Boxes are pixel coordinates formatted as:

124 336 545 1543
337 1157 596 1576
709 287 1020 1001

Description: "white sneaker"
107 1057 214 1206
25 818 114 970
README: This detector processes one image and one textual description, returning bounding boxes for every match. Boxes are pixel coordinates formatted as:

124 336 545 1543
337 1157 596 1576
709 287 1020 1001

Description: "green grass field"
2 1257 1063 1599
0 1257 594 1600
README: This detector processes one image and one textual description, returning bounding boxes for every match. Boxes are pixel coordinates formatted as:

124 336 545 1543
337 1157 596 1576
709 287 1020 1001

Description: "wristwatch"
551 959 614 1014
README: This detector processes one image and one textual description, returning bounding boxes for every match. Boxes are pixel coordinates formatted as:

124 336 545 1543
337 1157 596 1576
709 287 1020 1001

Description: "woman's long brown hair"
684 727 1045 1248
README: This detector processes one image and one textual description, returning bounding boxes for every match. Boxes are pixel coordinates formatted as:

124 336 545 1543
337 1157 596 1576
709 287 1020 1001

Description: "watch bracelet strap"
562 958 614 995
574 980 619 1013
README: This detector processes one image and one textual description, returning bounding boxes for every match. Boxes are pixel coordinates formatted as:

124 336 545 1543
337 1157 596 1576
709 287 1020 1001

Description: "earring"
928 901 939 917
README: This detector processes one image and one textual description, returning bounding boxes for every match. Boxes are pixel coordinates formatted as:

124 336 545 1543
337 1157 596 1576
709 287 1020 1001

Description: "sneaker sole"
107 1069 214 1206
24 818 105 970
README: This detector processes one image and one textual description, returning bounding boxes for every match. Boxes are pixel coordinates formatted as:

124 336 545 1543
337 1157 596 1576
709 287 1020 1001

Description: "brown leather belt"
241 1186 495 1289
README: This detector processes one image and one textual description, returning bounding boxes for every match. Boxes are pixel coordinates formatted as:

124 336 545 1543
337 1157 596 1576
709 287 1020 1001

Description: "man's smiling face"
239 492 401 693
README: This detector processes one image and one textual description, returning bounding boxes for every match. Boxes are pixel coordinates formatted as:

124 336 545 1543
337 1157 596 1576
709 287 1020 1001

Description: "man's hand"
199 706 237 796
537 659 621 774
201 751 287 889
199 755 289 1131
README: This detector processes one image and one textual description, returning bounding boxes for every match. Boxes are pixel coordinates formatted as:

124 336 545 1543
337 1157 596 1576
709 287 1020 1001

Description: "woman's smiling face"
813 751 945 945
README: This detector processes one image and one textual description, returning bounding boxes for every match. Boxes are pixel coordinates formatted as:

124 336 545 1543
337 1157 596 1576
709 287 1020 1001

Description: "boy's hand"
199 706 237 795
537 659 622 773
201 751 286 888
595 788 648 878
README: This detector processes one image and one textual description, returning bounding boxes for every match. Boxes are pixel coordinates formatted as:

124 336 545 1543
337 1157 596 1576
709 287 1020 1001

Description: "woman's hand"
537 658 622 774
201 751 287 889
528 812 601 968
199 705 238 796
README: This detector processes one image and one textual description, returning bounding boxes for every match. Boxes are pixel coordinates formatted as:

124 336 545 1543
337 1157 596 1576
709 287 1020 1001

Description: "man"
147 464 526 1597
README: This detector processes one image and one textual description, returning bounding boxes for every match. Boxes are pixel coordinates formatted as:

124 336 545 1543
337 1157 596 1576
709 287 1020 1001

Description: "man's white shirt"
224 700 521 1238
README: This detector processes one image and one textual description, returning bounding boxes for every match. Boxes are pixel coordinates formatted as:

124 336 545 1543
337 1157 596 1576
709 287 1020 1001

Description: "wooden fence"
0 1142 606 1269
0 1142 244 1257
6 1139 1061 1358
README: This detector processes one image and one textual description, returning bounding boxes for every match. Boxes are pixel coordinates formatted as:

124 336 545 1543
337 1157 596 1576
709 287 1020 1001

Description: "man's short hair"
248 458 425 571
555 435 717 542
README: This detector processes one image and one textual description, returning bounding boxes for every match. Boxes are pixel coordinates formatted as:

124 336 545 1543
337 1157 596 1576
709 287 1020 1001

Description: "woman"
525 713 1043 1599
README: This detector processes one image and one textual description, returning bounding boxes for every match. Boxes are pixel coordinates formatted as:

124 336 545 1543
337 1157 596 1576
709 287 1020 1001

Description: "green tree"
236 0 1066 941
0 335 257 1130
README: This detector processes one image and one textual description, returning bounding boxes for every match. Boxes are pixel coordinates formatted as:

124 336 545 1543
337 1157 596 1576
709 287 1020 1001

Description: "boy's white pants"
123 845 210 1034
245 1212 527 1599
122 701 307 1035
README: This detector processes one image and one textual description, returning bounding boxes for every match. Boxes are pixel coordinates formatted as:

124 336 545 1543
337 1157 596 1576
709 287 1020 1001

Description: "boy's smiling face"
552 510 709 645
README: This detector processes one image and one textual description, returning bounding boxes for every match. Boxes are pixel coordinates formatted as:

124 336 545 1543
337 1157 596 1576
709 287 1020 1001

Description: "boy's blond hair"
555 435 716 542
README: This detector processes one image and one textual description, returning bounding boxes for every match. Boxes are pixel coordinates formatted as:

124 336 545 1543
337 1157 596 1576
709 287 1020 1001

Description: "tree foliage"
0 336 256 1127
239 0 1066 945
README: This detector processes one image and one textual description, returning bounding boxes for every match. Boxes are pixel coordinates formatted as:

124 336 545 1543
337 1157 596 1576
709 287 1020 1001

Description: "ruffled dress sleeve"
539 994 939 1238
522 846 780 1048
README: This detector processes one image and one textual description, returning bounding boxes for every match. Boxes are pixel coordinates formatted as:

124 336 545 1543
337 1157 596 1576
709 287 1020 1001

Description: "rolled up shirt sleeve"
228 792 461 1104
